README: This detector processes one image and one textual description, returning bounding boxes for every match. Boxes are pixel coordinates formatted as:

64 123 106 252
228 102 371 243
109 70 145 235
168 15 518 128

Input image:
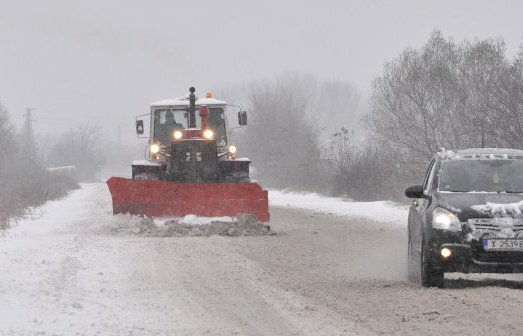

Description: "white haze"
0 0 522 141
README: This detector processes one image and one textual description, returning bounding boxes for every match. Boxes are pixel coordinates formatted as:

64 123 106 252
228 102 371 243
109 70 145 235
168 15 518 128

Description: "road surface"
1 183 523 335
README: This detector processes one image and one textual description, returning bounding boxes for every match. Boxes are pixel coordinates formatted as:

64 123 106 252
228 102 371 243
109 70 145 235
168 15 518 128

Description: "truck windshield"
153 108 227 146
438 159 523 193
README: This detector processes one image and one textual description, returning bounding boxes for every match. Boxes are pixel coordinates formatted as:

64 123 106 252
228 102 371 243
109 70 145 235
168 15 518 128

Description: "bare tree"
239 73 327 190
0 102 18 221
47 125 105 182
458 39 509 147
328 127 355 173
348 31 523 200
487 51 523 148
368 31 468 164
0 102 17 167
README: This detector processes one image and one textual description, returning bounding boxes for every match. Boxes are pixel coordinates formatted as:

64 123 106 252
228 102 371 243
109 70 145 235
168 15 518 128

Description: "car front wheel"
407 224 420 282
421 240 444 288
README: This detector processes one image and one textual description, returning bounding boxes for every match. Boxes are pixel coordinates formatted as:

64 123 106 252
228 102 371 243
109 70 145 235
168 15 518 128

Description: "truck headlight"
203 129 214 140
173 130 183 140
228 145 237 159
432 208 461 231
150 144 160 154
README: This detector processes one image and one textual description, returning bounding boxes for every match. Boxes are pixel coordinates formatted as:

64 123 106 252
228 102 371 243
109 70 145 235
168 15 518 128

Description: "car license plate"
483 239 523 251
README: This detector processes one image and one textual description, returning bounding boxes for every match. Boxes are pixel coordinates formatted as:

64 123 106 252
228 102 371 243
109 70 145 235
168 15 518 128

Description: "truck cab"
133 88 249 183
149 94 230 160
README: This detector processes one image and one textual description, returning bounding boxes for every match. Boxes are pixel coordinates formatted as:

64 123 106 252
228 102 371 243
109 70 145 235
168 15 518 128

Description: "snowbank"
5 183 91 236
269 190 408 225
107 213 270 237
154 214 236 226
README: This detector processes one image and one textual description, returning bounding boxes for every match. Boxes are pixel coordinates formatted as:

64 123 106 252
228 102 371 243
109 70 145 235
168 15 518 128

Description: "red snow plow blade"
106 177 269 222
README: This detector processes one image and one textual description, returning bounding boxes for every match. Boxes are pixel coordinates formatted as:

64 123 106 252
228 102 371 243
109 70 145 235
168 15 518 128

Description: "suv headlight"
432 207 461 231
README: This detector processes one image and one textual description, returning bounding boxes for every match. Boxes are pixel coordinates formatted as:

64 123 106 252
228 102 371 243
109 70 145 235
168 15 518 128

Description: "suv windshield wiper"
504 190 523 193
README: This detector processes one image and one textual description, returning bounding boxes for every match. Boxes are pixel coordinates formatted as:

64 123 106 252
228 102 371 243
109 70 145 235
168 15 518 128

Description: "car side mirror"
238 111 247 126
136 120 144 135
405 184 426 199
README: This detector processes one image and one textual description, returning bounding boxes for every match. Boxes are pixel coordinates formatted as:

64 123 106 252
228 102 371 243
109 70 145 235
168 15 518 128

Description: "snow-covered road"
2 183 523 335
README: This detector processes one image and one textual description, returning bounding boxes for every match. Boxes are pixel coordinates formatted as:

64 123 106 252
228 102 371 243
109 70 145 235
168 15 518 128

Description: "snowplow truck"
106 87 269 222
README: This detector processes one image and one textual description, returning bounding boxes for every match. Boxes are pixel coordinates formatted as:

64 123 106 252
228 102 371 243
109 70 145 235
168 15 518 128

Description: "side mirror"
238 111 248 126
405 184 426 199
136 120 144 135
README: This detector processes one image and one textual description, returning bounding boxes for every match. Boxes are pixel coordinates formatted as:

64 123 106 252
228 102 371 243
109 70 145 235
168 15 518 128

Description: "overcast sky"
0 0 522 139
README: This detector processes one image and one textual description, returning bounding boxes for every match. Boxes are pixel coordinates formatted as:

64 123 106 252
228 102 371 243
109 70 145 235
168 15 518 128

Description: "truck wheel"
421 240 444 288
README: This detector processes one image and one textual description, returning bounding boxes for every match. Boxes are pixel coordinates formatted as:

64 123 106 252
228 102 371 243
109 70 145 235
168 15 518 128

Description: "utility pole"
22 107 38 161
22 108 36 137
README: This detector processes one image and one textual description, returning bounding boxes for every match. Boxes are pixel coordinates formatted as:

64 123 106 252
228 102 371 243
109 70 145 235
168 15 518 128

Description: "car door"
409 159 436 251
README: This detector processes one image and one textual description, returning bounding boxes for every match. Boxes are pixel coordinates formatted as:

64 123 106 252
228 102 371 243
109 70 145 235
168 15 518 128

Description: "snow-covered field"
269 190 407 225
2 183 523 335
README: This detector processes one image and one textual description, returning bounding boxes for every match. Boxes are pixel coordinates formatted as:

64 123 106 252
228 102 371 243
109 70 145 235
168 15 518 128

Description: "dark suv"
406 148 523 287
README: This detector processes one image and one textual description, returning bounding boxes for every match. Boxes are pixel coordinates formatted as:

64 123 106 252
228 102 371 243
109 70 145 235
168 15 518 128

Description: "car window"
422 159 436 195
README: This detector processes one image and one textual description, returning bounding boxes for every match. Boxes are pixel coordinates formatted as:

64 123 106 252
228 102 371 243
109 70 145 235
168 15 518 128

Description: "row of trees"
0 98 145 226
5 30 516 212
0 103 79 226
362 30 523 198
226 31 523 201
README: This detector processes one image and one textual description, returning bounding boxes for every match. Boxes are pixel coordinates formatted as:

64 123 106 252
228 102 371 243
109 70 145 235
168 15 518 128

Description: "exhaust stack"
188 87 196 128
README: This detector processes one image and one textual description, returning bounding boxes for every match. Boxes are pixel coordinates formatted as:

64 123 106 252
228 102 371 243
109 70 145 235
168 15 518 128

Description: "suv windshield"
438 159 523 193
153 108 227 146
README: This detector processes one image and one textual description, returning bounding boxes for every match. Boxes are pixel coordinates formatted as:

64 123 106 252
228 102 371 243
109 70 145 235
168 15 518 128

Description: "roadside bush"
326 128 411 201
0 102 79 227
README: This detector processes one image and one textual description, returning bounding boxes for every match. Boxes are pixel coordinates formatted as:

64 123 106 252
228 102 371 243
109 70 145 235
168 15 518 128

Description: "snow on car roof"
150 95 227 107
437 148 523 160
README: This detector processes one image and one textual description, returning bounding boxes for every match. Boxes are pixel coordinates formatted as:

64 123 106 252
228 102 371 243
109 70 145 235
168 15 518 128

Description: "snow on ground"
269 189 408 225
0 183 367 335
3 183 523 335
108 214 270 237
5 183 94 236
